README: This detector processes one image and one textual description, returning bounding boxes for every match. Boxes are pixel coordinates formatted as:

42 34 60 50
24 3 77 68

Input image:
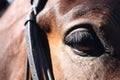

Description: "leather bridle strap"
24 0 53 80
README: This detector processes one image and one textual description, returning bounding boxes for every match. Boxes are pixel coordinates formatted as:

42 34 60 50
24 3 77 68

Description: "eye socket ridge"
64 24 105 57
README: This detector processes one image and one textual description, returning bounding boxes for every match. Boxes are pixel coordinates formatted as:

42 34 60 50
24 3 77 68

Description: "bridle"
24 0 54 80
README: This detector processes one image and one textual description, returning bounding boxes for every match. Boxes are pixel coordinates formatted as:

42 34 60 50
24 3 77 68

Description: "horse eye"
64 24 105 56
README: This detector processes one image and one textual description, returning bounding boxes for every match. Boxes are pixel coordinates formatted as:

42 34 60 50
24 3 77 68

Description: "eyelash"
64 31 94 46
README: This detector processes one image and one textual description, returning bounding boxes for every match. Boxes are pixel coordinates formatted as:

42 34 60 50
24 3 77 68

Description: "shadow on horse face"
37 0 120 80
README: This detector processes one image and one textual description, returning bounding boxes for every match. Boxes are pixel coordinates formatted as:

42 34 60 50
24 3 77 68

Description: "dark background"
0 0 13 17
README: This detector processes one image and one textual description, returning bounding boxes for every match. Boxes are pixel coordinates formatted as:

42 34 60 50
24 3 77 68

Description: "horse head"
37 0 120 80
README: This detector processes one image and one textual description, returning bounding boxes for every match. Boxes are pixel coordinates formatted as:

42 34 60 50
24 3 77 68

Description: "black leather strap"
24 0 54 80
25 9 40 80
30 0 47 14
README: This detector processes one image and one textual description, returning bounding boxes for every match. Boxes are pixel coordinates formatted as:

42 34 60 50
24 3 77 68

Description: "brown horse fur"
0 0 30 80
0 0 120 80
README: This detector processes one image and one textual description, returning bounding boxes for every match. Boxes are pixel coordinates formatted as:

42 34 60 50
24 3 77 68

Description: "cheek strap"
24 0 54 80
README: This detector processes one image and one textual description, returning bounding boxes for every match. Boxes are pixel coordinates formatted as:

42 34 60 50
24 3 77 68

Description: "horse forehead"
58 0 117 13
37 0 119 29
44 0 116 22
